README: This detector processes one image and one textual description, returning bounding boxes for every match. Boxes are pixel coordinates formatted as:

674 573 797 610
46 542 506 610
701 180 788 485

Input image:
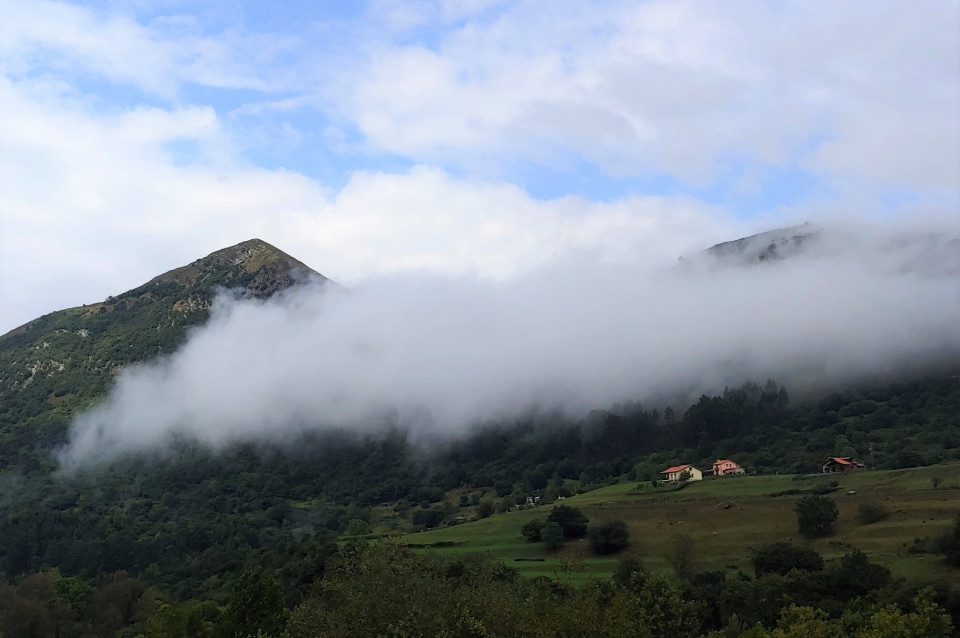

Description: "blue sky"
0 0 958 332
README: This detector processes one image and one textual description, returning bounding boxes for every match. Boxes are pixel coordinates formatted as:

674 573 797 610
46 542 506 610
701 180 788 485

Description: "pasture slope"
403 463 960 584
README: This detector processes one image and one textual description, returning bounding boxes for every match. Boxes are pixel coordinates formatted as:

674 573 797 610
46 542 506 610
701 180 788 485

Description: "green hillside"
404 464 960 583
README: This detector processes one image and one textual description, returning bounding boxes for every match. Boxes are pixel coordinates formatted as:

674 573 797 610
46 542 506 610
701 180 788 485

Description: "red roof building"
822 456 866 473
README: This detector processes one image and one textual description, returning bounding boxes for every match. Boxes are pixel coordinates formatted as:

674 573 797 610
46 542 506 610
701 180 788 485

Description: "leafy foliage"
218 567 287 638
545 504 589 539
520 518 544 542
795 495 839 538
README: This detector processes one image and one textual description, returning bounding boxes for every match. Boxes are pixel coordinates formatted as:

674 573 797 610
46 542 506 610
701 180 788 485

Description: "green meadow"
403 463 960 582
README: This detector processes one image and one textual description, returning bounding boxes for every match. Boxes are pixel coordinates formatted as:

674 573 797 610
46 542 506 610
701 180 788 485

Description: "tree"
476 501 494 519
587 521 630 555
546 505 589 539
218 567 287 638
540 522 565 551
795 495 839 538
520 519 544 542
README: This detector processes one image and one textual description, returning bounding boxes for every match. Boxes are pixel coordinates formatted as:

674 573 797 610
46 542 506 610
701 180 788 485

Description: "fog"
59 222 960 468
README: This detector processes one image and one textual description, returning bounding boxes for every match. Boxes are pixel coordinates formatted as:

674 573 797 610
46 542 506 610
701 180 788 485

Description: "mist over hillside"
56 219 960 468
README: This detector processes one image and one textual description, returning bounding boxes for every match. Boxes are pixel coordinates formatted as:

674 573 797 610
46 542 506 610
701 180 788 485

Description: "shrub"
588 521 630 555
476 502 493 519
856 502 889 525
795 494 839 538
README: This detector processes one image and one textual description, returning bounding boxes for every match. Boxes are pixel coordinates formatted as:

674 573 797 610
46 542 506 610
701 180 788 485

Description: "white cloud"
59 222 960 467
335 0 960 191
0 0 291 98
1 0 957 335
0 74 739 333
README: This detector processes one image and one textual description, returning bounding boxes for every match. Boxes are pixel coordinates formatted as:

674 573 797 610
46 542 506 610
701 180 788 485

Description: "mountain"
702 223 822 264
0 234 957 626
687 222 959 276
0 239 329 458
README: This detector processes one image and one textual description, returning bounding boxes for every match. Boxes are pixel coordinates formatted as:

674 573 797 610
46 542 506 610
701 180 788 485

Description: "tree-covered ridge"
1 540 956 637
0 239 326 466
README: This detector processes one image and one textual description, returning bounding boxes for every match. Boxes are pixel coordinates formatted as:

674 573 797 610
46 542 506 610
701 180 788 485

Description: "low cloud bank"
59 222 960 468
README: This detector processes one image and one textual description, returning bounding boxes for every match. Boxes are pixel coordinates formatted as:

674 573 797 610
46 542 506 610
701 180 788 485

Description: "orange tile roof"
826 457 865 466
661 464 691 474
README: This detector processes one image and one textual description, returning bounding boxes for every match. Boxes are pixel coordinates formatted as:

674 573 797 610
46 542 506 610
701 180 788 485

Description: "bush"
520 519 544 542
476 502 493 519
795 494 839 538
751 542 824 576
588 521 630 555
856 502 889 525
546 505 589 539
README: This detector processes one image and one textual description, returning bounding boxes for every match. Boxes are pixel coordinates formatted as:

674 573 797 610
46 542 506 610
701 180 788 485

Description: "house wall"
662 466 704 482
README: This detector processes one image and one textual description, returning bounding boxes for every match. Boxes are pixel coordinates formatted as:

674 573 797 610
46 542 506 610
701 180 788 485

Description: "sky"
1 0 959 334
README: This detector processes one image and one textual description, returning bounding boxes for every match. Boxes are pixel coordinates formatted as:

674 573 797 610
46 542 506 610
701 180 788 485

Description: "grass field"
403 463 960 582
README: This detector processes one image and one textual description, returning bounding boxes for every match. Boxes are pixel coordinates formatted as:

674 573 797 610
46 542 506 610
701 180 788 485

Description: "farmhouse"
661 464 703 482
712 459 745 476
822 456 866 473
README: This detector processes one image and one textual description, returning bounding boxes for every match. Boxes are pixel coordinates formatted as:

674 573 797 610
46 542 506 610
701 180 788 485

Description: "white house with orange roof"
660 464 703 483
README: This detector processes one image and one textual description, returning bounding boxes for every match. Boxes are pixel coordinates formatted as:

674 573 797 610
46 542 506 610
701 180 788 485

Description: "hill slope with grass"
403 463 960 583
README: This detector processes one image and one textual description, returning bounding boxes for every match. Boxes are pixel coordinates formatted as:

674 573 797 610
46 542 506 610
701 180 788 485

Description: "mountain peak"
0 240 329 406
140 238 323 297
